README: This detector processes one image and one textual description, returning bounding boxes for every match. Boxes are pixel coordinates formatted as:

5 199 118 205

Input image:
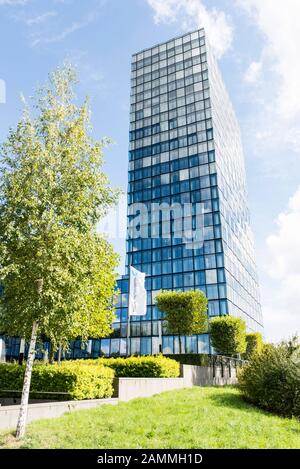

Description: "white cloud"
234 0 300 181
263 187 300 341
244 60 262 83
262 306 299 343
26 11 57 26
32 21 84 45
147 0 233 58
267 187 300 279
30 8 100 46
237 0 300 119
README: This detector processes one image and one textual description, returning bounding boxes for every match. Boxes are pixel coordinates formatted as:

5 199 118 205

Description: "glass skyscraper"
98 28 263 358
1 28 263 360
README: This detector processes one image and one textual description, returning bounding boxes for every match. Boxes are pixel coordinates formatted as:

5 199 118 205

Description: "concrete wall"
118 377 189 401
0 398 118 431
182 365 237 387
117 365 237 402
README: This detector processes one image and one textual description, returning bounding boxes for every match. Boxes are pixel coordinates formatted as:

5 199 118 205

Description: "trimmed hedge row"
209 316 246 356
243 332 263 360
164 354 211 366
82 355 180 378
238 342 300 418
0 356 180 402
0 362 114 400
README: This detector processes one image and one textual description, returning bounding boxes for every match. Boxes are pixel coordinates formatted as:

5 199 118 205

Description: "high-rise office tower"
29 27 259 361
96 28 263 358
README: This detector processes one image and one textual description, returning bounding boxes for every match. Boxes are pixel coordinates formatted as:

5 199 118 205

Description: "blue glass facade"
99 28 263 356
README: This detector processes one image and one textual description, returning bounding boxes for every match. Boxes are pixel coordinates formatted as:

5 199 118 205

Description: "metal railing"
208 354 247 378
0 389 70 395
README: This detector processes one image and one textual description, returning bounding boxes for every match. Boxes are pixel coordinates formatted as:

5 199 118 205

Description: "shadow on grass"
206 388 300 431
205 388 269 413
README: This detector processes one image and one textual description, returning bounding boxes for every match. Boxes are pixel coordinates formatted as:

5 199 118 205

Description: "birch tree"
0 64 119 438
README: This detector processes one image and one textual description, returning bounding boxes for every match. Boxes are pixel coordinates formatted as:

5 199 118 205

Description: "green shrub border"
0 362 114 400
81 355 180 378
238 343 300 418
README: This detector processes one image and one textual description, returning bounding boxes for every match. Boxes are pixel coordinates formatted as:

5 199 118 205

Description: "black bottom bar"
0 449 299 466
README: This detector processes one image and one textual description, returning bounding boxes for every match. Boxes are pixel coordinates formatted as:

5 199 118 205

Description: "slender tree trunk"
178 335 182 354
57 343 62 365
49 341 54 364
15 320 38 439
18 338 25 366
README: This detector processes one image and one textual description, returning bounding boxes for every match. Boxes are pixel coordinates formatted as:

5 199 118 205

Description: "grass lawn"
1 386 300 449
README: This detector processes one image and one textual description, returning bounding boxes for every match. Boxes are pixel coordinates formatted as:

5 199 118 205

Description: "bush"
238 340 300 417
209 316 246 356
0 362 114 400
164 354 211 366
243 332 263 360
83 355 180 378
155 290 208 353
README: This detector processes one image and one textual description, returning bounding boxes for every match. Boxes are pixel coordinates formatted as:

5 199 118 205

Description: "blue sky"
0 0 299 342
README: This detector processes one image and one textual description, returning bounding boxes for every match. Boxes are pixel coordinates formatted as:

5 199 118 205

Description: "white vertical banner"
87 340 92 355
20 338 25 354
0 338 5 362
128 266 147 316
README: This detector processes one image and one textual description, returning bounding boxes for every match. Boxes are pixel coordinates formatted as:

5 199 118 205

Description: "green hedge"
243 332 263 360
164 354 210 366
210 316 246 356
0 362 114 400
82 355 180 378
238 342 300 418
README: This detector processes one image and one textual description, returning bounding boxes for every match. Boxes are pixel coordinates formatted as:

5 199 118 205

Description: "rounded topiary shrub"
209 316 246 356
238 340 300 417
243 332 263 360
